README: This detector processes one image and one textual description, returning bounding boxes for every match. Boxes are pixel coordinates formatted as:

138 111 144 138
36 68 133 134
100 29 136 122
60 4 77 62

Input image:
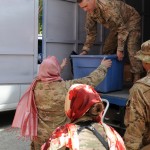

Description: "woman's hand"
60 58 67 70
101 57 112 69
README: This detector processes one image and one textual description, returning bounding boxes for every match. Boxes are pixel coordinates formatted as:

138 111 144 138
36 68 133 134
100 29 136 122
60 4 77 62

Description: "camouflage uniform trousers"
102 30 143 74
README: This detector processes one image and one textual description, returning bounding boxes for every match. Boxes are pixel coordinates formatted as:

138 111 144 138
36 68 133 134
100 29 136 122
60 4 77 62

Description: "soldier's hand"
79 50 88 55
117 51 124 61
101 57 112 69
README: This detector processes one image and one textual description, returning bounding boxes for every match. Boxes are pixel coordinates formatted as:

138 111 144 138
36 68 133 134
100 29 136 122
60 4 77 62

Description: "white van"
0 0 38 112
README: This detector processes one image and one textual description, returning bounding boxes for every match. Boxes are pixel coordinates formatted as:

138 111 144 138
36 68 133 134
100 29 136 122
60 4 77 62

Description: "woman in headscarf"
41 84 126 150
12 55 112 150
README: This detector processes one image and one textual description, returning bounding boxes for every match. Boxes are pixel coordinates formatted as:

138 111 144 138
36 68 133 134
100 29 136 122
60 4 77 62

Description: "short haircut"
77 0 83 3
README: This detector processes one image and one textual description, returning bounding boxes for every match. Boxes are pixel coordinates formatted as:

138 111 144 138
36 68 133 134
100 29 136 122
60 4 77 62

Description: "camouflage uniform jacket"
77 123 107 150
31 64 107 150
124 71 150 150
82 0 141 52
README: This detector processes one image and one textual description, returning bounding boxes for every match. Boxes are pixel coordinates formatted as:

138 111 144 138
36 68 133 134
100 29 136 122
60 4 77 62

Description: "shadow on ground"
0 110 30 150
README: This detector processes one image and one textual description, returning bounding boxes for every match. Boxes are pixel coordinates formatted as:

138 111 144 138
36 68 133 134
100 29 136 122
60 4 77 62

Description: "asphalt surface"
0 110 30 150
0 105 126 150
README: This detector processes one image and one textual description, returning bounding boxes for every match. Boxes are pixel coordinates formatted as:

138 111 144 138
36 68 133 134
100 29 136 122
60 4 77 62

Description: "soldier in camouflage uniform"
124 40 150 150
42 84 126 150
77 0 143 82
12 55 112 150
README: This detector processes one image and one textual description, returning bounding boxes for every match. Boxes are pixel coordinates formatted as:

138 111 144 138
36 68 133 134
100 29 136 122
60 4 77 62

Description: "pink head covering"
65 84 102 122
38 56 62 82
12 56 62 139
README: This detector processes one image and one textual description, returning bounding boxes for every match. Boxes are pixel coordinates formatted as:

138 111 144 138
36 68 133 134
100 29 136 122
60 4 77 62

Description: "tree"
38 0 43 34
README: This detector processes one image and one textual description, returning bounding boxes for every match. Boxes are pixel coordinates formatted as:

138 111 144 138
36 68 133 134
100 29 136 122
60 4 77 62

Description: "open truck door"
0 0 38 111
42 0 105 80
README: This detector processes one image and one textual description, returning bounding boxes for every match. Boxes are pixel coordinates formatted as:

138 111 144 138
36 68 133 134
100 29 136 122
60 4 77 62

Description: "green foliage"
38 0 43 34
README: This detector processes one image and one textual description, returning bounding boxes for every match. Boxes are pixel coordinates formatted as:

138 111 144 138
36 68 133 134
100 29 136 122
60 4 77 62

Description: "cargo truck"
0 1 149 135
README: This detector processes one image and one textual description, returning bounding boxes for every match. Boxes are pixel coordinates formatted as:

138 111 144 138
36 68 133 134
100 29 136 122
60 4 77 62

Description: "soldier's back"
76 123 107 150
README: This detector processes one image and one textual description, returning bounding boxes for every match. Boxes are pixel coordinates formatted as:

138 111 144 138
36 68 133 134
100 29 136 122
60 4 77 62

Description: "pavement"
0 105 126 150
0 110 30 150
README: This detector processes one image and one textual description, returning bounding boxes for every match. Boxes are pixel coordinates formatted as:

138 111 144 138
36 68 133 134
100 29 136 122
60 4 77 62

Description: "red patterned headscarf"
41 84 126 150
65 84 102 122
12 56 62 140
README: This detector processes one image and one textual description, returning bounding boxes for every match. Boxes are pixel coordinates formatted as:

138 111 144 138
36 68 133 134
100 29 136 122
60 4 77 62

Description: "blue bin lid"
71 54 117 59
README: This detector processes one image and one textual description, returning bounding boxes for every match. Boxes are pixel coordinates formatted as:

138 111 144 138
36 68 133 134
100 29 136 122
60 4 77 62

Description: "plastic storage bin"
71 55 124 93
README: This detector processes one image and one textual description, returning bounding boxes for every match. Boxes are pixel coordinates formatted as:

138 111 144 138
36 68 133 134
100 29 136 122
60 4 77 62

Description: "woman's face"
79 0 96 13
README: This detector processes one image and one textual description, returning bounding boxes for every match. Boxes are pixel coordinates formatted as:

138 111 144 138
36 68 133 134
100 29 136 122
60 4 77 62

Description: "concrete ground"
0 105 126 150
0 110 30 150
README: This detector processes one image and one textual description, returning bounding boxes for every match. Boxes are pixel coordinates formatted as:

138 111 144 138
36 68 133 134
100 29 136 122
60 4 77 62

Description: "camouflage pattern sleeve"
65 64 107 89
102 0 129 52
82 14 97 52
124 85 146 150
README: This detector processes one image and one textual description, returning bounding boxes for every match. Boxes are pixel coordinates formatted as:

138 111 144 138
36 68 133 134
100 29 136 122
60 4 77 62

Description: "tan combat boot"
133 73 141 83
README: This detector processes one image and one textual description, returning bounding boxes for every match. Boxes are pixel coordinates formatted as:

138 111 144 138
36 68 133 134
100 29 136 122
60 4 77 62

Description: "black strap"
86 125 109 150
77 123 109 150
69 51 78 74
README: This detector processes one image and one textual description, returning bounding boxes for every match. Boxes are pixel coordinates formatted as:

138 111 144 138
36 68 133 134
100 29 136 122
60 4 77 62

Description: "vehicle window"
38 35 42 64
